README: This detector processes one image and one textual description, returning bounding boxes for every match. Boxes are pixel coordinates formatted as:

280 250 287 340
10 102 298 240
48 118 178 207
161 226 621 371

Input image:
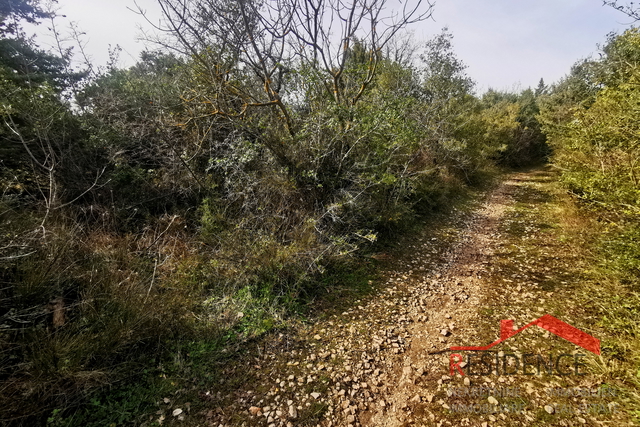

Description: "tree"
288 0 433 108
597 28 640 87
420 29 474 104
603 0 640 21
543 28 640 210
537 58 600 141
0 0 51 36
0 0 88 222
411 30 490 180
535 78 547 97
140 0 433 174
76 51 208 223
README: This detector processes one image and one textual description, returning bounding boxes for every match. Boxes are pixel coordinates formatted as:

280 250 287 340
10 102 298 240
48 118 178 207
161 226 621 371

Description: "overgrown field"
0 1 549 425
3 1 640 425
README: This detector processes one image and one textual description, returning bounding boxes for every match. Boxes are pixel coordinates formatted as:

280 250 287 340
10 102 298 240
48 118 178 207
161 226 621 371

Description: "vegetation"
540 27 640 278
485 167 640 424
536 22 640 422
20 0 640 424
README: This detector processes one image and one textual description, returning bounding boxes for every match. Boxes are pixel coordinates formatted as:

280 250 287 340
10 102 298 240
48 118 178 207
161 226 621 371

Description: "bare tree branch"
603 0 640 21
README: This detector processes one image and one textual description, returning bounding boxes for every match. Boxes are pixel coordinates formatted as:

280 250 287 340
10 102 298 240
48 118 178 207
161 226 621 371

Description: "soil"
175 168 633 427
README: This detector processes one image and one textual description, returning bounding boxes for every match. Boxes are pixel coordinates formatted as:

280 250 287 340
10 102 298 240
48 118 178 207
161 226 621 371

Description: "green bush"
542 28 640 212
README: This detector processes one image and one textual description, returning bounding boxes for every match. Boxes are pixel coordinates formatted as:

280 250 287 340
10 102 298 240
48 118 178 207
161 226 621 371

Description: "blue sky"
26 0 636 93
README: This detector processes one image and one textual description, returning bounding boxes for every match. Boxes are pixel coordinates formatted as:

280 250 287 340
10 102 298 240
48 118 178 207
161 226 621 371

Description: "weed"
486 167 640 423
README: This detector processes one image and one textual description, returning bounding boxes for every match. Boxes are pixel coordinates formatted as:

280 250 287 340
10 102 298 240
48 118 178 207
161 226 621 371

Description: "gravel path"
201 170 629 427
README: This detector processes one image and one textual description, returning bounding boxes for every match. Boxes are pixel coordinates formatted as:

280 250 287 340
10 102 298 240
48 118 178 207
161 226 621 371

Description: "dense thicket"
540 28 640 208
540 27 640 282
0 0 546 424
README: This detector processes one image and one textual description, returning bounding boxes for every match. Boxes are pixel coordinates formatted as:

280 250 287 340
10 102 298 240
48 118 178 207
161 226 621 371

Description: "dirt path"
198 168 632 427
361 172 516 427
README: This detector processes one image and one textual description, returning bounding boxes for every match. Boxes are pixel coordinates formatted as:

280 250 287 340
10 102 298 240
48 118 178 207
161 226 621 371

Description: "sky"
24 0 637 93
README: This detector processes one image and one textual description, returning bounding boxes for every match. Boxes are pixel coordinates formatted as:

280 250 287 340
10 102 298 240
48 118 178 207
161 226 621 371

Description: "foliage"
0 37 78 89
543 28 640 211
0 3 552 425
601 222 640 284
420 29 474 104
0 0 51 36
498 88 549 166
542 27 640 302
555 79 640 207
76 51 200 228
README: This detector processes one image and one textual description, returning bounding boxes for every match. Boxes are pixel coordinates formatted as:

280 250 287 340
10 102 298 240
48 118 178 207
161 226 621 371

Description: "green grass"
485 167 640 424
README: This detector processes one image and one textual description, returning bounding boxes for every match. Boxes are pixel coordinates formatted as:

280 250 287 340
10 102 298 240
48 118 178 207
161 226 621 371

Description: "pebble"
200 180 576 427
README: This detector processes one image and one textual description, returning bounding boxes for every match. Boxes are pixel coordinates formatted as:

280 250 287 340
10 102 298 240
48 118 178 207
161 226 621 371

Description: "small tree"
141 0 433 174
0 0 51 36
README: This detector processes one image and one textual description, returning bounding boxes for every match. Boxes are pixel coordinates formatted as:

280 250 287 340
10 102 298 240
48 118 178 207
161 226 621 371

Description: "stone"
288 405 298 419
544 405 555 414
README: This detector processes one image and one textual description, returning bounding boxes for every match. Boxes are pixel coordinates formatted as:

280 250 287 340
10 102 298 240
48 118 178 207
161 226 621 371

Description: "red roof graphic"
450 314 600 355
